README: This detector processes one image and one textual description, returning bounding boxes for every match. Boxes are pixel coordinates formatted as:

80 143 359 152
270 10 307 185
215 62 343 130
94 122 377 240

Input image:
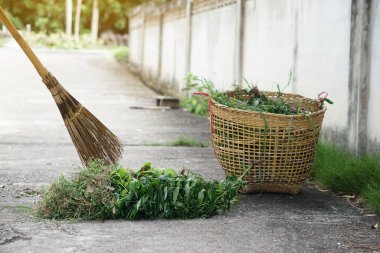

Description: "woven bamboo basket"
204 91 326 194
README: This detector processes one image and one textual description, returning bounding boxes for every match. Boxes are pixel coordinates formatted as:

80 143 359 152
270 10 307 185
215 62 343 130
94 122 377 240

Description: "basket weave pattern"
210 92 326 194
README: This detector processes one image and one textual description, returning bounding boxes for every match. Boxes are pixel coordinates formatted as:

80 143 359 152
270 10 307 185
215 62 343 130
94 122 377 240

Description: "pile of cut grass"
312 144 380 214
37 159 114 219
37 159 244 220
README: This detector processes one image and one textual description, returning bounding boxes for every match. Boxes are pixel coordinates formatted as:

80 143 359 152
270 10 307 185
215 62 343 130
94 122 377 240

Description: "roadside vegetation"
26 32 104 49
312 143 380 215
0 1 147 50
181 73 210 116
0 0 137 34
112 46 129 62
147 136 209 148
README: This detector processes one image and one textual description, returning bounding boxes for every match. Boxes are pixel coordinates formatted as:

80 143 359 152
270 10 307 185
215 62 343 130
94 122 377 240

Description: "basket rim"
209 91 327 118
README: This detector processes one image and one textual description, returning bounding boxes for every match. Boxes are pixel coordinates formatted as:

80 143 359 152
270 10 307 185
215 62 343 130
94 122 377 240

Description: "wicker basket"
200 91 326 194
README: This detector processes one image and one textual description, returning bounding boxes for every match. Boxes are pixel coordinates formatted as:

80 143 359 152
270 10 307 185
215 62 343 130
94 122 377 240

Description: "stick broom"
0 7 123 165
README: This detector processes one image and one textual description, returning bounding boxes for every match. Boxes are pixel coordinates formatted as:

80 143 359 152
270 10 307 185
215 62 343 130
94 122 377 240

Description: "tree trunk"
74 0 82 43
65 0 72 41
91 0 99 43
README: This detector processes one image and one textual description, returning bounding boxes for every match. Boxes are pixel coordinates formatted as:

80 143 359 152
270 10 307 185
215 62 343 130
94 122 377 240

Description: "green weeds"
112 46 129 62
166 136 208 147
312 144 380 214
27 32 104 49
182 73 332 116
148 136 209 147
37 159 244 220
181 73 210 116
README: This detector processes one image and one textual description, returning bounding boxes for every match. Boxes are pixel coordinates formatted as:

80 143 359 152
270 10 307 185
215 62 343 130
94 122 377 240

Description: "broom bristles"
43 72 123 165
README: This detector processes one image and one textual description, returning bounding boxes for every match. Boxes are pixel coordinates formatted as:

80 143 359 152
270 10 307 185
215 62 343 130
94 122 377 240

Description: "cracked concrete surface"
0 47 379 252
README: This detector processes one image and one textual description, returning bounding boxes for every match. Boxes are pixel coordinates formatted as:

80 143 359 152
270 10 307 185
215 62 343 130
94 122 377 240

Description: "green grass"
27 32 105 49
37 159 114 220
165 136 208 147
312 143 380 214
148 136 209 147
112 46 129 61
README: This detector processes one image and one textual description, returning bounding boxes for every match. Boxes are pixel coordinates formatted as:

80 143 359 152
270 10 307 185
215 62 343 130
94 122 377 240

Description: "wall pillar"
157 11 164 91
140 7 146 74
235 0 245 86
347 0 372 155
184 0 193 89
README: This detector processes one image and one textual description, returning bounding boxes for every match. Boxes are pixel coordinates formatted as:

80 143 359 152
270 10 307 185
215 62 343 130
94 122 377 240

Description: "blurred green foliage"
0 0 150 34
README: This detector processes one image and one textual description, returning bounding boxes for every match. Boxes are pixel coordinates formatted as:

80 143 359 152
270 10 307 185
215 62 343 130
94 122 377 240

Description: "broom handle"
0 6 48 78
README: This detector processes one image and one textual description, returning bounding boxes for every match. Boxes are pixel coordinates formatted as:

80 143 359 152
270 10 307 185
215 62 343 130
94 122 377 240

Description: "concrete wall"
160 13 186 92
128 11 143 72
190 4 237 90
142 20 160 82
368 0 380 153
128 0 380 155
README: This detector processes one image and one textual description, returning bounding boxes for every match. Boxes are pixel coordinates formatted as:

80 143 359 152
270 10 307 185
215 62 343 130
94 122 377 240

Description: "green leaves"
111 163 244 220
197 189 205 203
184 73 333 116
173 187 180 203
181 74 211 116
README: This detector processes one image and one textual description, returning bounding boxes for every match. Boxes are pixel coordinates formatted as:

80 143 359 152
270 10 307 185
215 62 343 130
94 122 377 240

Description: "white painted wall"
368 0 380 142
160 18 186 92
243 0 351 130
142 24 160 81
243 0 296 91
296 0 351 130
190 5 237 90
128 27 142 68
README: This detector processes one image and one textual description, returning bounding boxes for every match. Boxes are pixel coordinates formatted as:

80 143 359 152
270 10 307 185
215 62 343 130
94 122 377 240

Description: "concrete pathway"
0 46 378 252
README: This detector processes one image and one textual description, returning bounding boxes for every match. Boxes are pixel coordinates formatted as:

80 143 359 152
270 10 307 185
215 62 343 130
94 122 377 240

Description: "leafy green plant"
181 73 210 116
37 159 245 220
111 162 245 219
112 46 129 61
312 143 380 214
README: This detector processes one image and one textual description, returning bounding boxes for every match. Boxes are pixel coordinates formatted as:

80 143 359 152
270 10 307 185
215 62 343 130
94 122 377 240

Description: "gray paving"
0 47 378 252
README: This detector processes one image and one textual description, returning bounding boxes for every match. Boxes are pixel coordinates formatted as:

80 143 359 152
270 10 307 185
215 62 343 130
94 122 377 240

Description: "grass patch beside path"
112 46 129 62
147 136 209 147
312 143 380 215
